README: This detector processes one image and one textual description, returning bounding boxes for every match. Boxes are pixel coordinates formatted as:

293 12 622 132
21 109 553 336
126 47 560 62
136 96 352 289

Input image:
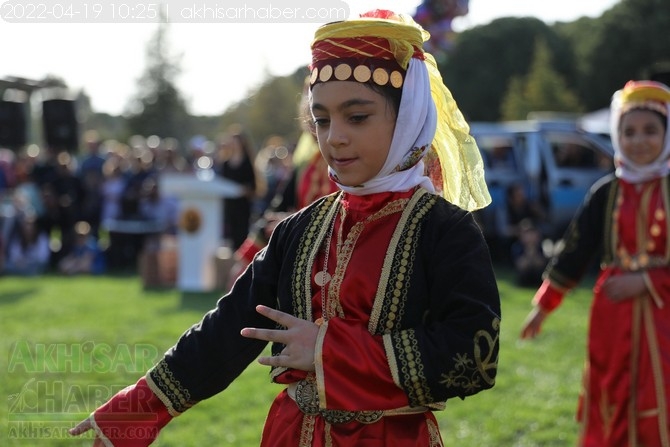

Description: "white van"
470 119 614 242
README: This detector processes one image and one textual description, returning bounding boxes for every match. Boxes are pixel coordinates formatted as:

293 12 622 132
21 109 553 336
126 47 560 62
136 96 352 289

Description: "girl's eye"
350 114 368 123
313 117 329 127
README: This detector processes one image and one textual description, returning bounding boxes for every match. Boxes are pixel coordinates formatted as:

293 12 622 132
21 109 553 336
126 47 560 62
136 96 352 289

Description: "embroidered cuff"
91 377 172 447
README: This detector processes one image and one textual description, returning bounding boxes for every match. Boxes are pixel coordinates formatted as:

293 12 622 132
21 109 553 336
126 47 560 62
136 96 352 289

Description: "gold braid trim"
298 414 316 447
427 418 444 447
371 190 435 334
146 359 194 416
291 193 340 322
272 194 340 382
394 328 433 406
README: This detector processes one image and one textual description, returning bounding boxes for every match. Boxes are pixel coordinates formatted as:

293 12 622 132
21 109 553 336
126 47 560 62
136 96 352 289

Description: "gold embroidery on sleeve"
147 359 194 415
440 317 499 392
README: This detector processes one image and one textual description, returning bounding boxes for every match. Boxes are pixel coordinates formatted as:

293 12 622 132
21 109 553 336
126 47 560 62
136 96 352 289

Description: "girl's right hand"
69 417 105 446
519 306 548 339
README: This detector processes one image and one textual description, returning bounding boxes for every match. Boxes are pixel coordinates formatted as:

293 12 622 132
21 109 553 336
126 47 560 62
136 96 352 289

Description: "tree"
219 67 308 147
442 17 576 121
557 0 670 111
500 39 584 120
125 21 192 146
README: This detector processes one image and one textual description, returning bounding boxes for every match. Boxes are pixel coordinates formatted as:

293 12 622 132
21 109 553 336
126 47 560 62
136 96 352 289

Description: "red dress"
87 188 500 446
537 177 670 446
260 189 443 446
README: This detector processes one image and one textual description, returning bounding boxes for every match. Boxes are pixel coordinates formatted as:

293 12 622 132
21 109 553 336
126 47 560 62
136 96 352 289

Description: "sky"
0 0 622 116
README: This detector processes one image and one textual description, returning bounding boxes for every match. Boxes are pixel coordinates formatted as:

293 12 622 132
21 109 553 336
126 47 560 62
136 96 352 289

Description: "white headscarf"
332 58 437 195
610 86 670 184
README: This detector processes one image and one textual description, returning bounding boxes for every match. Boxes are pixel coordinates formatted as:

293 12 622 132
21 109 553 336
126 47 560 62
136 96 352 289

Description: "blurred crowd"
0 125 334 282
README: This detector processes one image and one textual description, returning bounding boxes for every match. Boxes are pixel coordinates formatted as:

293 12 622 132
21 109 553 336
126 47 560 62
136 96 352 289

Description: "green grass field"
1 266 593 446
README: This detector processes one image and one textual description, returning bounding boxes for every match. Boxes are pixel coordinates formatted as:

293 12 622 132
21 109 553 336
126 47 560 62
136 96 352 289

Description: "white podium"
160 171 243 292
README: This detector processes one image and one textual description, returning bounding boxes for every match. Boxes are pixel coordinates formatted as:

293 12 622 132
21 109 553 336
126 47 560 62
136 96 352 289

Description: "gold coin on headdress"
372 68 389 86
334 63 352 81
650 224 661 237
310 68 319 85
353 65 371 83
390 71 403 88
319 65 333 82
655 208 665 220
647 240 656 251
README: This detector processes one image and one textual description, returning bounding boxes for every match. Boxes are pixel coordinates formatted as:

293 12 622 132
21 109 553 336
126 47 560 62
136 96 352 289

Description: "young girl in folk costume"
71 10 500 446
521 80 670 446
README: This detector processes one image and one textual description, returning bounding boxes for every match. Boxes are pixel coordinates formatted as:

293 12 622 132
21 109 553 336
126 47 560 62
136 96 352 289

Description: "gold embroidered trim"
395 328 433 406
298 414 316 447
314 321 328 407
427 418 444 447
474 318 500 386
663 177 670 260
630 298 642 443
642 296 670 446
383 333 402 389
272 194 339 383
325 197 408 321
292 193 339 323
147 359 194 415
374 191 435 335
438 316 500 395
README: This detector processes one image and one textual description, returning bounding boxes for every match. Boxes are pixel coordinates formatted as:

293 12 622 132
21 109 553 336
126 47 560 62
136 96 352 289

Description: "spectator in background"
58 221 105 275
138 176 178 235
253 136 293 217
100 155 127 230
154 137 188 173
77 131 106 240
225 79 339 291
4 214 50 276
46 151 84 264
214 127 258 250
0 148 16 194
510 218 548 287
495 182 546 260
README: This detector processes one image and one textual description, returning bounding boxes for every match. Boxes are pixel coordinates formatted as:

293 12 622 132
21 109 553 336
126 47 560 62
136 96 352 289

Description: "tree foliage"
83 0 670 143
125 22 192 146
571 0 670 110
219 67 308 148
500 39 584 120
442 17 575 121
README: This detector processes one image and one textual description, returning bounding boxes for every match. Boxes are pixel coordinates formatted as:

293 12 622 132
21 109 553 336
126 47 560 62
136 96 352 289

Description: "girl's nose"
326 123 348 147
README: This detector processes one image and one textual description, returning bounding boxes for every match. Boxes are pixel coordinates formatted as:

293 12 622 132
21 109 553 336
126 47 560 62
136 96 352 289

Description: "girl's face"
310 81 396 187
618 109 667 166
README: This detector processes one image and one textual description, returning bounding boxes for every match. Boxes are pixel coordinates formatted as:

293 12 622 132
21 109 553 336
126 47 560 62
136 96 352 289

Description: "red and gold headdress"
618 80 670 116
310 10 426 89
308 10 490 211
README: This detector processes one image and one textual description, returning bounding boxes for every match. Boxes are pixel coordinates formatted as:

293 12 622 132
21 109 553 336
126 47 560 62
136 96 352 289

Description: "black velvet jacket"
147 189 501 415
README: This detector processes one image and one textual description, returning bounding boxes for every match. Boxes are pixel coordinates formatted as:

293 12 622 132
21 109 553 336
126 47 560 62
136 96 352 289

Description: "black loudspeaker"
0 100 27 150
42 99 78 151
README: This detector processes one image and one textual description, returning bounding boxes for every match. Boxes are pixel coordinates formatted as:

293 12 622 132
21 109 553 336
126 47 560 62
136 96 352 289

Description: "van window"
478 136 516 170
546 132 613 171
